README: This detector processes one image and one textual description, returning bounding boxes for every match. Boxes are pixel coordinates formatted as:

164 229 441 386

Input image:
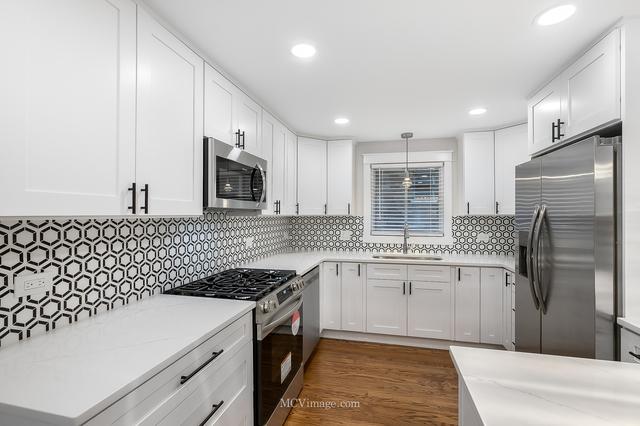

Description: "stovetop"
164 268 297 301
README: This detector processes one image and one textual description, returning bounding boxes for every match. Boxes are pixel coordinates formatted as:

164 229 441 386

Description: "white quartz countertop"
243 251 515 275
0 295 254 425
450 346 640 425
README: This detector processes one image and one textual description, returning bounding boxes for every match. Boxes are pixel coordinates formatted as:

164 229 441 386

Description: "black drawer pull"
198 400 224 426
180 349 224 385
629 351 640 361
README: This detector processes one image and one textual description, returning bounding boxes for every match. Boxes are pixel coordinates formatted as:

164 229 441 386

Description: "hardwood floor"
284 339 458 425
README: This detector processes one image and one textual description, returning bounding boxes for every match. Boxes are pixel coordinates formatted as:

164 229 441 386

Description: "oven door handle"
261 296 303 338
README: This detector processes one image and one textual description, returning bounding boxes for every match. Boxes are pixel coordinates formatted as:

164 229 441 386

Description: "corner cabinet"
527 28 621 156
494 124 528 215
136 9 204 216
0 0 137 216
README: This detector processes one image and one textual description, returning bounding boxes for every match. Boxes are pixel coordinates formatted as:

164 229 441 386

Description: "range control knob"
268 300 276 311
260 302 270 313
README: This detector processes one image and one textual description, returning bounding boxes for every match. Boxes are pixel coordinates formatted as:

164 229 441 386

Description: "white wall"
353 137 459 216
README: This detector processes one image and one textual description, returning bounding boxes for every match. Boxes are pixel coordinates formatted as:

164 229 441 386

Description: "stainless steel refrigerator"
515 134 621 360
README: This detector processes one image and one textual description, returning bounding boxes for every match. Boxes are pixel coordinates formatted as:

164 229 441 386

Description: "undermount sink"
372 254 443 261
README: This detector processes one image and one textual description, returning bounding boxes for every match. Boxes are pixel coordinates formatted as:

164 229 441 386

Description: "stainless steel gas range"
165 268 304 426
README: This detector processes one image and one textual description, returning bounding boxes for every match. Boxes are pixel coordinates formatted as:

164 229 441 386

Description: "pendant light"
401 132 413 190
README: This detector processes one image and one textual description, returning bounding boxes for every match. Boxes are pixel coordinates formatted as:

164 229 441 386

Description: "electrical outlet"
476 232 490 243
13 272 54 297
245 236 255 248
339 230 353 241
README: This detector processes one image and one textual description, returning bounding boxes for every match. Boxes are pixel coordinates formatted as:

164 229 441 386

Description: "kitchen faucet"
402 224 410 254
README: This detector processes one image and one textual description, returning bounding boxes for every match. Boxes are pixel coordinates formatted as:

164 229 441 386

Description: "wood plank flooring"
284 338 458 425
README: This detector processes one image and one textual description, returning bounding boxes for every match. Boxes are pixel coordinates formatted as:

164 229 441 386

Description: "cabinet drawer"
621 328 640 364
367 263 407 280
89 312 252 425
408 265 450 282
142 340 253 425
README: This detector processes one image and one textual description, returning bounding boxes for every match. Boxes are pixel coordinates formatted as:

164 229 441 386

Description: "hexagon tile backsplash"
0 213 513 347
0 212 291 347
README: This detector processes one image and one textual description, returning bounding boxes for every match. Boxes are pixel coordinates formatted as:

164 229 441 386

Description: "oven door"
204 138 267 210
255 296 303 426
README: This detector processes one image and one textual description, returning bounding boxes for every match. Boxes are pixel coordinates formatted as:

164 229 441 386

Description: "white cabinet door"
564 29 621 139
327 140 353 215
494 124 528 215
282 130 298 215
235 93 262 156
407 281 452 340
462 132 495 215
322 262 342 330
341 263 365 332
261 111 276 215
527 81 564 156
297 137 327 215
366 279 407 336
204 64 236 146
480 268 503 345
502 270 513 350
136 10 203 216
454 267 480 343
0 0 136 216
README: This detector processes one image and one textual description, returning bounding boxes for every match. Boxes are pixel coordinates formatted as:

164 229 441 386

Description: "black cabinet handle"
409 282 412 295
348 203 351 215
495 202 499 215
324 204 327 215
458 268 461 282
198 400 224 426
629 351 640 361
467 202 470 215
402 282 406 295
277 200 281 214
296 203 299 215
235 130 245 149
180 349 224 385
140 184 149 214
505 272 509 287
357 264 361 276
336 263 339 276
128 182 137 214
552 119 565 142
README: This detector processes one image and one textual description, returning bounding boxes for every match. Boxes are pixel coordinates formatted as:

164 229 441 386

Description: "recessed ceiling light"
535 4 576 26
469 108 487 116
291 43 316 58
334 117 350 125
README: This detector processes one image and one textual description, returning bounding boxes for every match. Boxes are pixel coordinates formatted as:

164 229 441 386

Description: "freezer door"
515 159 542 354
538 138 597 358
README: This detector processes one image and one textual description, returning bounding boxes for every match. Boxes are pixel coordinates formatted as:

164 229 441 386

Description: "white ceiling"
143 0 640 142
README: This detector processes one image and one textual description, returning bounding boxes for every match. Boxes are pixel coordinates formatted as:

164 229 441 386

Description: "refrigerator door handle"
532 205 547 314
527 206 541 310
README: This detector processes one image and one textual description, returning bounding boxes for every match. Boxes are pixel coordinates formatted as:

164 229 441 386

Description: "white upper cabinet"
528 80 564 155
282 130 298 215
564 28 621 138
327 140 354 215
527 27 621 156
204 64 236 146
494 124 528 215
0 0 137 216
297 137 328 215
261 112 276 214
136 9 204 216
204 64 262 156
236 93 262 156
461 132 495 215
261 111 287 215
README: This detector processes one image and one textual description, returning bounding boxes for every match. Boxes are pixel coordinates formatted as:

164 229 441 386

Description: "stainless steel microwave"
204 137 267 210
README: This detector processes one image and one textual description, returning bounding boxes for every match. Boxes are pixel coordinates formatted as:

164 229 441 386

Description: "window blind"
370 163 444 237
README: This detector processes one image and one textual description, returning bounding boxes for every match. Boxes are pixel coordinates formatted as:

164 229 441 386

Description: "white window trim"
363 151 453 245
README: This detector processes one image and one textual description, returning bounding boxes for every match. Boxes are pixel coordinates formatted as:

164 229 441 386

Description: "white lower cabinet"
621 327 640 364
88 312 252 425
502 270 515 350
321 262 342 330
454 267 481 343
366 279 407 336
480 268 503 345
341 263 365 332
407 280 452 339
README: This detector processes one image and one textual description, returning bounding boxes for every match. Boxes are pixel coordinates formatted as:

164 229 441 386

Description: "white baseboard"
320 329 504 351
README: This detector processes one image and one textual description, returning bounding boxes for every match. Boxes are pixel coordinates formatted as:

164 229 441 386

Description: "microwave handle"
256 163 267 203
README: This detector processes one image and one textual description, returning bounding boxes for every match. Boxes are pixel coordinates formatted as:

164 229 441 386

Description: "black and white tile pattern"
0 212 290 347
290 215 515 255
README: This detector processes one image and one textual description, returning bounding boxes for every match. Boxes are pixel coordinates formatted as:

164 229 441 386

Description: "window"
371 163 444 237
363 151 453 245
